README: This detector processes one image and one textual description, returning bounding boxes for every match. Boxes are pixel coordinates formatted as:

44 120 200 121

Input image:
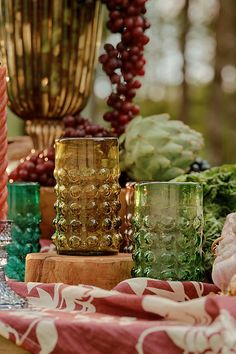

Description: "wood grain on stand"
25 252 133 290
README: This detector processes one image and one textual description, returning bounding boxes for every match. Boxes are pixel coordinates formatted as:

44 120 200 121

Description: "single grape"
35 164 46 175
63 115 76 127
18 169 29 180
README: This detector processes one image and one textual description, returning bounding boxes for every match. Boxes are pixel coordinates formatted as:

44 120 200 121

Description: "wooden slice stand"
25 252 133 290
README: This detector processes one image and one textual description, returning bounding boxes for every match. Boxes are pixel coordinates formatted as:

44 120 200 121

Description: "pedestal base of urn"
26 119 63 150
25 252 133 290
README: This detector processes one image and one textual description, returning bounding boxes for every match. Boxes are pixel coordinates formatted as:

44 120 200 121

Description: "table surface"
0 336 29 353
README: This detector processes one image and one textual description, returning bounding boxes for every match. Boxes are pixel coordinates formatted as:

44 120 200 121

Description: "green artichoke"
119 114 204 181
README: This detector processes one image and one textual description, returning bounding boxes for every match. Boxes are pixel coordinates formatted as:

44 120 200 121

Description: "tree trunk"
208 0 236 165
178 0 190 124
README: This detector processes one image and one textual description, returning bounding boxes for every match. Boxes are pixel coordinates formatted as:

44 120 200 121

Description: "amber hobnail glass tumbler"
53 137 122 255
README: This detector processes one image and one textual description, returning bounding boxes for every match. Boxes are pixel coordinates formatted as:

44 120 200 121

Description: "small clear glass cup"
132 182 204 281
0 220 28 309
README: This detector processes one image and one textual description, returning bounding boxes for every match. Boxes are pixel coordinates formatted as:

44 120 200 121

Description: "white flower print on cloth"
0 279 224 354
136 309 236 354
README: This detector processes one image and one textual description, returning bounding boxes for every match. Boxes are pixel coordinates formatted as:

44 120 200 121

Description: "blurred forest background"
8 0 236 166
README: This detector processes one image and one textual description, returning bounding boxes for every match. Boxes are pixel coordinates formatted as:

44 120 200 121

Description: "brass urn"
0 0 103 149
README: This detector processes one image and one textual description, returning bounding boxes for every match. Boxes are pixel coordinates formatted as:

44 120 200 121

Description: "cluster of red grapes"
100 0 150 136
9 148 55 187
62 113 112 138
9 114 113 186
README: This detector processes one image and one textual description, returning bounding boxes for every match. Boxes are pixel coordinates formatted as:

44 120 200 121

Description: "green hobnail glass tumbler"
132 182 203 281
6 182 41 281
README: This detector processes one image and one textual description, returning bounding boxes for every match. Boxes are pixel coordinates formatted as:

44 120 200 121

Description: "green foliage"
174 164 236 281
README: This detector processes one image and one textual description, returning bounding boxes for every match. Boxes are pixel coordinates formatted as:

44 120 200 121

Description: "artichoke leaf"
159 142 183 156
119 133 125 146
161 167 185 181
129 165 152 181
173 151 195 168
144 113 170 123
126 140 154 158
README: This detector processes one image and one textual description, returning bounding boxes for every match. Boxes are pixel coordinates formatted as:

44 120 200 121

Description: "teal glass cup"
6 182 41 281
132 182 203 281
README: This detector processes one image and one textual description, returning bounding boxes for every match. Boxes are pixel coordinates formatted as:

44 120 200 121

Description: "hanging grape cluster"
100 0 150 135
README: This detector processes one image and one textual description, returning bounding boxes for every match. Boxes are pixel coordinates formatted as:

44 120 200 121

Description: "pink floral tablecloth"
40 239 56 253
0 278 231 354
1 240 232 353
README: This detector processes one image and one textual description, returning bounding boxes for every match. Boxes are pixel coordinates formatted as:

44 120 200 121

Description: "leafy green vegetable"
174 164 236 281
